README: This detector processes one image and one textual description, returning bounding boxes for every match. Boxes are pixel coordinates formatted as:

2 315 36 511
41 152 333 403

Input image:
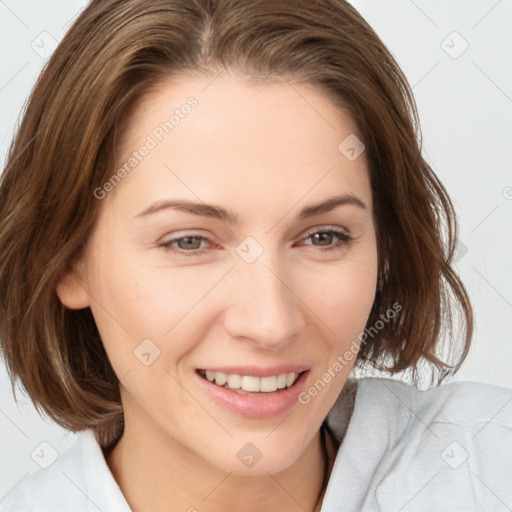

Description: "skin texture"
56 72 378 512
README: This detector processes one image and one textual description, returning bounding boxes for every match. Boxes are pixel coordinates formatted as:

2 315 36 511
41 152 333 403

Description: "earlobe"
55 266 90 310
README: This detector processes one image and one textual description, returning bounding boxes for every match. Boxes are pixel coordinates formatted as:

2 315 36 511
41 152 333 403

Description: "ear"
55 259 90 310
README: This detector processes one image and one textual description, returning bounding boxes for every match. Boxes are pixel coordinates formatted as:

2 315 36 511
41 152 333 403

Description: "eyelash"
157 227 352 257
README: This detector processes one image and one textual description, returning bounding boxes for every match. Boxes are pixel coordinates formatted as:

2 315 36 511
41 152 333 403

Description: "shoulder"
323 377 512 511
371 378 512 510
357 376 512 427
328 376 512 452
0 429 130 512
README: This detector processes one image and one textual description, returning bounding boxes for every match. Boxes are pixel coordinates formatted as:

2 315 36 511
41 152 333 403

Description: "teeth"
260 376 277 392
214 372 227 386
227 374 242 388
241 375 260 392
276 373 287 389
202 371 300 392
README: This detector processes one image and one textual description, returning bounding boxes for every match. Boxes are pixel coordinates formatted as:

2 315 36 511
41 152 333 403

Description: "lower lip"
194 370 309 419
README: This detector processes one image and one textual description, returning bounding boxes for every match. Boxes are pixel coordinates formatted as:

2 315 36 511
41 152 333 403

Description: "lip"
194 368 310 419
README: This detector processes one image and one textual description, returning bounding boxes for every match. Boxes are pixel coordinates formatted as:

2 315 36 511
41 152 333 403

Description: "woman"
0 1 511 510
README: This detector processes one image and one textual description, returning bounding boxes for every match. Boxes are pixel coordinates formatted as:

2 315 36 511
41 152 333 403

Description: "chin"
196 431 312 476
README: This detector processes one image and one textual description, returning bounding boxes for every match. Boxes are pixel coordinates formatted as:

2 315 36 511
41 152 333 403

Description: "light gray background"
1 0 511 501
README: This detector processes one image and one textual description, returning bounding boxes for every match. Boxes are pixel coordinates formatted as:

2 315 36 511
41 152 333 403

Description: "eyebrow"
134 194 367 223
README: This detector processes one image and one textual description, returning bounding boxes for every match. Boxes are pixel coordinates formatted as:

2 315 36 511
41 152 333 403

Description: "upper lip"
197 365 310 377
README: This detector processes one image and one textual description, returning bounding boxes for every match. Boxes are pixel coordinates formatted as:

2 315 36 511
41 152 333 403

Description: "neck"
105 417 330 512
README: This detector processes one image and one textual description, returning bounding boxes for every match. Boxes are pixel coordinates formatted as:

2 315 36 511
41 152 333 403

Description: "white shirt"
1 377 511 511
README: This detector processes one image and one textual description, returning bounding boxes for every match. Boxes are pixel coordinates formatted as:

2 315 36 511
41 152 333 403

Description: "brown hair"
0 0 472 446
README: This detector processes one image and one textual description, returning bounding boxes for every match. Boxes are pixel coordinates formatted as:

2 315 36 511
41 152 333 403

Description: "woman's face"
59 73 378 474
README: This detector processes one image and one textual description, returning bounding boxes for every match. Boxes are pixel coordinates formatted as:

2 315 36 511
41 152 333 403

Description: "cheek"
306 252 378 346
83 243 215 372
292 256 378 445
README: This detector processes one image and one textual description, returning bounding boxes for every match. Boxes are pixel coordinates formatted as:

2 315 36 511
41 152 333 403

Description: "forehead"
109 73 372 219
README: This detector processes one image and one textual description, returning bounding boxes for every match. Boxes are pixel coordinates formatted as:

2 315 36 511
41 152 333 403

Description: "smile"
197 369 301 394
194 366 310 418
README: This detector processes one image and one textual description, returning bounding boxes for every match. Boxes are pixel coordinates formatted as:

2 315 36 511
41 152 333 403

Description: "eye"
299 227 352 251
158 235 212 256
157 226 352 257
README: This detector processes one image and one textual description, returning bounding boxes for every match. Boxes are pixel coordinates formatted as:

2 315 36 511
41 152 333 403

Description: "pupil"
314 232 332 246
180 237 200 250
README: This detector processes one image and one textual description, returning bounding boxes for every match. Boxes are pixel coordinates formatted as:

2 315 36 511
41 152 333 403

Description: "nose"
222 256 305 351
